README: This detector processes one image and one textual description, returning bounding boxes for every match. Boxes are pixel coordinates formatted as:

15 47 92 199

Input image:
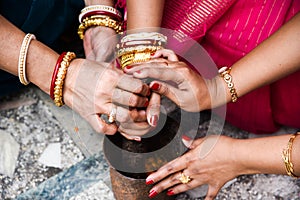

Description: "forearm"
234 134 300 177
0 15 58 94
84 0 114 6
213 13 300 105
126 0 165 33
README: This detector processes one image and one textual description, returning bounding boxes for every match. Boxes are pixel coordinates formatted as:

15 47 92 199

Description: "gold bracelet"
282 132 300 178
78 16 123 39
53 52 76 107
218 66 238 103
120 51 155 69
18 33 36 85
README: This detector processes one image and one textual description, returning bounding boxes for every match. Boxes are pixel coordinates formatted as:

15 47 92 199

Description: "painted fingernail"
167 190 175 196
146 179 154 185
150 52 155 56
126 65 132 70
182 135 192 141
149 189 158 198
144 101 149 107
147 90 151 96
150 83 160 90
135 70 141 74
150 115 158 127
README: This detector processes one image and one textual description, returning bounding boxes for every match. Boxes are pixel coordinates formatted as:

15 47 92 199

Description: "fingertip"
150 82 161 91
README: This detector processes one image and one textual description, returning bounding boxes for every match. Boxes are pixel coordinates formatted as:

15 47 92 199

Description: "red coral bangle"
50 52 67 100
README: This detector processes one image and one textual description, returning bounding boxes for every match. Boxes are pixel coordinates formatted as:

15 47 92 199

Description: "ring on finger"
108 105 117 123
179 172 192 184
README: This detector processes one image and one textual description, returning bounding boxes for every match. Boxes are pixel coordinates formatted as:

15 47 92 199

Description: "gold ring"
179 172 191 184
108 105 117 123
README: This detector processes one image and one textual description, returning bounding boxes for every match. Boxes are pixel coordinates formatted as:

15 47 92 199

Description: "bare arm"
126 0 165 33
0 15 58 94
84 0 114 6
214 12 300 105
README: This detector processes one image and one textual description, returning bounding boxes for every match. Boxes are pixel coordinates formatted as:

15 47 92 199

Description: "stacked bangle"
79 5 122 23
117 32 167 69
50 52 76 107
78 15 123 39
282 132 300 178
218 66 238 103
78 5 123 39
18 33 36 85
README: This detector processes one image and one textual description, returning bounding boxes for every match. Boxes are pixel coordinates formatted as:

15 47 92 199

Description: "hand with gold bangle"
123 13 300 198
0 15 153 137
80 1 123 63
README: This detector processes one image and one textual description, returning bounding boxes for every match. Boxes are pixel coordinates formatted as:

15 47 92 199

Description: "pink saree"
162 0 300 134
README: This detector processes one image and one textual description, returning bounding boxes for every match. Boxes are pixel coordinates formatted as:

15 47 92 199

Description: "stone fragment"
38 143 61 168
0 130 20 177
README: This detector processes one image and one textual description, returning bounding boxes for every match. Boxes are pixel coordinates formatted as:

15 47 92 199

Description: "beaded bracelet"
18 33 36 85
218 66 238 103
79 5 122 23
52 52 76 107
78 16 123 39
282 132 300 178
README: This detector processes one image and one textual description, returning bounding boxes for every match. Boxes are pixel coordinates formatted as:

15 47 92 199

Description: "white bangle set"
18 33 36 85
121 32 168 43
79 5 122 23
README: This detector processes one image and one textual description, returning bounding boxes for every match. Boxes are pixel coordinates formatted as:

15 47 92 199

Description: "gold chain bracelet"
282 132 300 178
218 66 238 103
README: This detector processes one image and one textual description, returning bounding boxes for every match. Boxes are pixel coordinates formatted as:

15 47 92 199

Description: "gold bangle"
120 51 154 69
18 33 36 85
78 16 123 39
53 52 76 107
282 132 300 178
218 66 238 103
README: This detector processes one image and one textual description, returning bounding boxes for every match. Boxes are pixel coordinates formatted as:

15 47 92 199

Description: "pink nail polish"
167 190 175 196
149 189 158 198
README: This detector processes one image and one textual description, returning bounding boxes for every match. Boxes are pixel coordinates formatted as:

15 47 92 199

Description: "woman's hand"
145 135 242 199
83 26 118 62
63 58 152 136
124 49 215 113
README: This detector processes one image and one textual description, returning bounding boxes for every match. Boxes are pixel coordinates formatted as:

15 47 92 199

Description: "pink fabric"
162 0 300 133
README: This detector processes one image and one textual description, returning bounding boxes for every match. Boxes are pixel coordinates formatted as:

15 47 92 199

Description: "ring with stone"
179 172 191 184
108 105 117 124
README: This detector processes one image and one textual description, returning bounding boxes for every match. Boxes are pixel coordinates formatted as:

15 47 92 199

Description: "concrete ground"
0 86 299 200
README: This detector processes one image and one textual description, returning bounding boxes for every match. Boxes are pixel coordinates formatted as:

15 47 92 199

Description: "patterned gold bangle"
78 16 123 39
120 51 155 69
53 52 76 107
282 132 300 178
18 33 36 85
218 66 238 103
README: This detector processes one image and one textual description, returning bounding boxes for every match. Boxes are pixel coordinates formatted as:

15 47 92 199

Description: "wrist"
62 58 85 108
205 75 229 109
84 0 114 6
